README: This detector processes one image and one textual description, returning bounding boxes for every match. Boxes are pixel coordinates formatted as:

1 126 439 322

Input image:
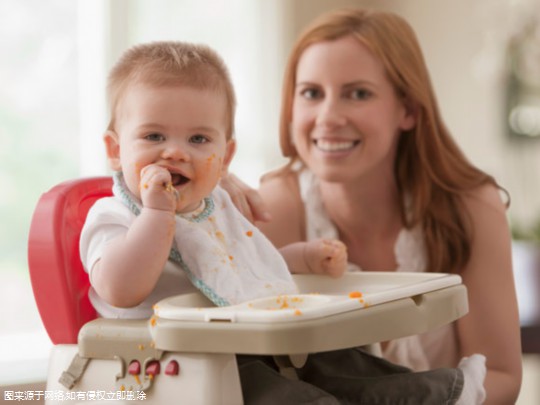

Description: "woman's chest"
344 235 399 271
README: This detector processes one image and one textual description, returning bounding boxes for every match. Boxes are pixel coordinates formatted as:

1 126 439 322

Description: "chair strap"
59 354 90 389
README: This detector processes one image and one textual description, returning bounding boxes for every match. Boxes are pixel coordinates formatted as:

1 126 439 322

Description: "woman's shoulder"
258 166 305 247
260 167 298 195
461 182 508 216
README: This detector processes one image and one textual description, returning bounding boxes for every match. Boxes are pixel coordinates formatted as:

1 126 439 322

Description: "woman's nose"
315 98 347 128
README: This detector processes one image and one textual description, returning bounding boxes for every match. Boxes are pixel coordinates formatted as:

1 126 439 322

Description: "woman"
228 8 521 404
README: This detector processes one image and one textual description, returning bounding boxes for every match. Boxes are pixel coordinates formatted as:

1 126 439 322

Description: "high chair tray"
146 272 468 355
155 272 461 323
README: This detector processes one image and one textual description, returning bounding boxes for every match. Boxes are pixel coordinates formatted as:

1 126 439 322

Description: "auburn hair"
278 9 504 273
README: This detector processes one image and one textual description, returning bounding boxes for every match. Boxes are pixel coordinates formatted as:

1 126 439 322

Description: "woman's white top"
297 166 459 370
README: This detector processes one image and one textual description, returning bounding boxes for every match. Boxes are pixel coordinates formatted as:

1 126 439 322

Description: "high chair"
28 177 469 404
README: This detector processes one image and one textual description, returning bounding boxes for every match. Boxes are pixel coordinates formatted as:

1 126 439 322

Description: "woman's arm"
457 184 522 404
257 171 305 248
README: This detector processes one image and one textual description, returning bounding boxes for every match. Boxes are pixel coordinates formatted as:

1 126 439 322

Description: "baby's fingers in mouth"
163 181 180 200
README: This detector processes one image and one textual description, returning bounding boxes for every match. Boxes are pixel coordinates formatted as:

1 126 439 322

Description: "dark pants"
238 347 463 405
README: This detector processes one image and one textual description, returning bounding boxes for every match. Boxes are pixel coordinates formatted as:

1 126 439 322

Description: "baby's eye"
190 134 209 144
300 88 322 100
144 133 165 142
348 88 372 100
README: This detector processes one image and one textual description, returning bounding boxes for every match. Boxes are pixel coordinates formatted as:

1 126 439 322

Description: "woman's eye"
190 134 209 144
144 133 165 142
349 88 371 100
300 88 321 100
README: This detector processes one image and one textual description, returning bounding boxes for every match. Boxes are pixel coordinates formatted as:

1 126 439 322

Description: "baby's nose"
162 143 190 161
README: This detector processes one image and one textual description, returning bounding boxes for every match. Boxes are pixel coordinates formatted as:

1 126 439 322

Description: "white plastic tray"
154 272 462 324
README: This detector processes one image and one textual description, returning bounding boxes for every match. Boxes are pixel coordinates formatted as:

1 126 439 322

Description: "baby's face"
105 83 234 213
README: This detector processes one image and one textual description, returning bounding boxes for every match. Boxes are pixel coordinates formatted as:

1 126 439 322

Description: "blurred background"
1 0 539 402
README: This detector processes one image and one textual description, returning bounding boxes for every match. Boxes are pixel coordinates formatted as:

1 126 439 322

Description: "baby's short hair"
107 41 236 139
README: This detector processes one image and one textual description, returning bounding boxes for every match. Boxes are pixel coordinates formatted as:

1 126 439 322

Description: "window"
0 0 79 384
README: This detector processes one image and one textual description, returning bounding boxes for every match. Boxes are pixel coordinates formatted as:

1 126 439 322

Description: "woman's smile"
313 138 361 153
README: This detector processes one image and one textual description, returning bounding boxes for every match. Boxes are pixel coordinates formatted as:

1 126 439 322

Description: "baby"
79 41 347 318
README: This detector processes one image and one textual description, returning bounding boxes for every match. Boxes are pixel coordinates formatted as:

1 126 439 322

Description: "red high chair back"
28 177 113 344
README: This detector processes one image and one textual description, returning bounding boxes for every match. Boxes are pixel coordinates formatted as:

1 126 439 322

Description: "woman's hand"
220 173 271 223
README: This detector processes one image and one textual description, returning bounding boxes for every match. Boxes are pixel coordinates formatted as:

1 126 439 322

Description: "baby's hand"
139 164 178 212
304 239 347 278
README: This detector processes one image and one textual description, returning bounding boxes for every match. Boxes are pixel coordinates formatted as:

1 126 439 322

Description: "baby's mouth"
171 173 190 186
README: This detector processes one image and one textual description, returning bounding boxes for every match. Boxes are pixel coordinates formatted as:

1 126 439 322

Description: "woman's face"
291 35 415 184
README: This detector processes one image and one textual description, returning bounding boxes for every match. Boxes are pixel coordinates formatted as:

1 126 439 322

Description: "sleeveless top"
297 166 460 371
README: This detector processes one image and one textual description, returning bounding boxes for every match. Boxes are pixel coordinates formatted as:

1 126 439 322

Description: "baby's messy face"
107 83 233 213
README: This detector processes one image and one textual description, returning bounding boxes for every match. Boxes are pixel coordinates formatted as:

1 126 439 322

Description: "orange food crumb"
134 375 141 385
143 183 149 189
150 316 157 327
294 309 302 316
348 291 363 299
246 230 253 237
138 344 145 351
279 296 290 309
215 231 225 240
228 255 234 261
164 182 174 193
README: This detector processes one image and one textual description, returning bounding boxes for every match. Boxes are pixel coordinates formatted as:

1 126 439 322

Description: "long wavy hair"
278 8 505 273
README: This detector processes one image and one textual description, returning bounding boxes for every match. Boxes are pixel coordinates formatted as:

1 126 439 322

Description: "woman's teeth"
315 139 358 152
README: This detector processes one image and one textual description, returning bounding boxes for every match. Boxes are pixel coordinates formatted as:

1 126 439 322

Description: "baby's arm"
279 239 347 278
90 165 177 308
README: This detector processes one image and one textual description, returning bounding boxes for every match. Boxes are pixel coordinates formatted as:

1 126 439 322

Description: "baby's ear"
221 139 236 174
103 130 122 171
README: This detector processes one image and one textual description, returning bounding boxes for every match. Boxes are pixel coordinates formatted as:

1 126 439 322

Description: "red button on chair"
145 361 160 376
128 360 141 375
165 360 179 376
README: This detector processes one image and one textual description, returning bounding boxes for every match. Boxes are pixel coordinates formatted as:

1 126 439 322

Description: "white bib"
113 172 298 306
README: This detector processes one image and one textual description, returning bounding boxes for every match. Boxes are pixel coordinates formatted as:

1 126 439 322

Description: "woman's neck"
318 175 403 271
318 175 402 241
